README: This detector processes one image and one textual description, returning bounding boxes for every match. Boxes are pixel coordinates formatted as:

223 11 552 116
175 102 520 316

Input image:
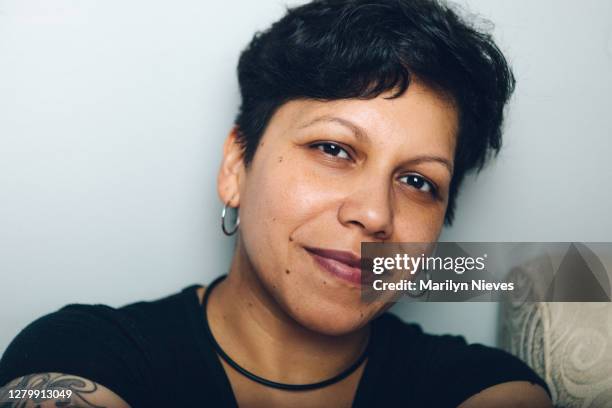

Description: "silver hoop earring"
406 269 431 298
221 201 240 236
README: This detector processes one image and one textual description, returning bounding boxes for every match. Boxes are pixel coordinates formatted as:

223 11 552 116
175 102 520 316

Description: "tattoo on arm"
0 373 106 408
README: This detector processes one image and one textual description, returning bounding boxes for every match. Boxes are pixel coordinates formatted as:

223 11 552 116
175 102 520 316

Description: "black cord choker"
201 274 371 391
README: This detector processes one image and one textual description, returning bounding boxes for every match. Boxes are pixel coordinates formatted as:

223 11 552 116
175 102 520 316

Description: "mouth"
303 246 364 286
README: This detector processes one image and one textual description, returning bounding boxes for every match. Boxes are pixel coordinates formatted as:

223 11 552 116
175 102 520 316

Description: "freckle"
323 281 327 285
272 217 276 221
272 284 276 289
360 312 364 318
289 236 293 242
278 156 283 163
286 269 290 274
248 302 252 307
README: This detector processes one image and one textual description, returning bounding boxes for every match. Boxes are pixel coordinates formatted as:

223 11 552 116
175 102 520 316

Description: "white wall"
1 0 611 353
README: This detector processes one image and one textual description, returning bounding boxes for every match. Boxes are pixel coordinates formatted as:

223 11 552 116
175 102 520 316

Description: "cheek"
393 189 448 242
243 162 315 235
397 205 446 242
238 153 329 275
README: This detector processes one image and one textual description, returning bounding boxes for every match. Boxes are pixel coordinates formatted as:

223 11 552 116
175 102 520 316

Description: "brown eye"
399 174 437 195
312 142 351 160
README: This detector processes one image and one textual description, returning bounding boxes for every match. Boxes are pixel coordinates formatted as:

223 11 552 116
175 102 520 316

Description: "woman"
0 0 552 406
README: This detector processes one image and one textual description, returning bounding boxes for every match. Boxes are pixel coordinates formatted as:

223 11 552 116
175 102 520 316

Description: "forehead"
266 80 458 157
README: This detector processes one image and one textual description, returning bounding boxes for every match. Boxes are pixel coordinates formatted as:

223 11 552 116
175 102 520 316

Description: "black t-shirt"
0 284 550 407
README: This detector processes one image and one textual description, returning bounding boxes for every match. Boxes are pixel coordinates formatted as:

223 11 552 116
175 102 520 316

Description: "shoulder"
0 284 202 406
1 284 202 361
375 313 551 406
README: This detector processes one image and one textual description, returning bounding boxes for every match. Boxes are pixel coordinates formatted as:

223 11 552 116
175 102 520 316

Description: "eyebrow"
298 115 371 144
404 155 454 175
298 115 454 174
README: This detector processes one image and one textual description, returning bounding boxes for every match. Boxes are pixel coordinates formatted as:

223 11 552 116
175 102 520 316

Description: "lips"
304 246 364 285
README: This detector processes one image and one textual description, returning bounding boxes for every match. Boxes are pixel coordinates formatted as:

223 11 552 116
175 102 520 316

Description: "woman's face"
219 80 458 335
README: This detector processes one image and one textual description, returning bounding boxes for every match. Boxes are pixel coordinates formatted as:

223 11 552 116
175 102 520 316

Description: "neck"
206 242 370 385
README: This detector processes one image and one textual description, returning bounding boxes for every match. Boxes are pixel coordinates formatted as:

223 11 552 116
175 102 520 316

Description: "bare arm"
0 373 130 408
458 381 552 408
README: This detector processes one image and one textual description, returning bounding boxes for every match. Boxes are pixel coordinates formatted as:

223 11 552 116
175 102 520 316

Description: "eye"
311 142 351 160
399 174 437 195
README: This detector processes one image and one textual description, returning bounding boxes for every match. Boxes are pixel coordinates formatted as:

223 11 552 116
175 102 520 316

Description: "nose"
337 179 394 240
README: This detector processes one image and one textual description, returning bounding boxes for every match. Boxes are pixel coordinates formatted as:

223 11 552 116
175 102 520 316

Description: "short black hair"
234 0 515 225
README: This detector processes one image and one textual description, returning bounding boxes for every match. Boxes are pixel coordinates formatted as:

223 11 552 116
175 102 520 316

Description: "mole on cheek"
285 269 290 275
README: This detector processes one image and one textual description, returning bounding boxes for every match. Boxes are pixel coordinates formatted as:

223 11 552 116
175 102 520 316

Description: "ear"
217 126 246 208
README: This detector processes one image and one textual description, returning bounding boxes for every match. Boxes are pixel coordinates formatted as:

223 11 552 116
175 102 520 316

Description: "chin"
285 299 377 337
298 313 366 337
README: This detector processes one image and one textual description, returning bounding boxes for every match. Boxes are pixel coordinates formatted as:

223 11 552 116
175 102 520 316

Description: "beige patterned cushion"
500 257 612 407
